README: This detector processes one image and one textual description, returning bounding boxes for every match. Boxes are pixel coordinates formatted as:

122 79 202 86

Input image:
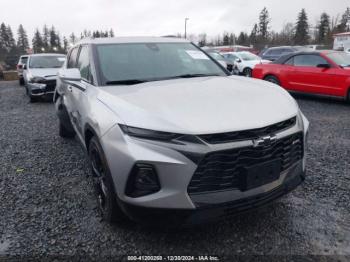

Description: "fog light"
126 164 160 198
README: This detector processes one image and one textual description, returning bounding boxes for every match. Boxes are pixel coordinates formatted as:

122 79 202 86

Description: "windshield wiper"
166 73 221 79
105 79 149 85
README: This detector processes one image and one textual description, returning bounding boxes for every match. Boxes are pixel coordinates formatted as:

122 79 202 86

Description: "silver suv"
23 53 66 102
55 37 309 226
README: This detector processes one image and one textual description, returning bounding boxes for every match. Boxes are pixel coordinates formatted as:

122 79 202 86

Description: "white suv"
55 37 309 226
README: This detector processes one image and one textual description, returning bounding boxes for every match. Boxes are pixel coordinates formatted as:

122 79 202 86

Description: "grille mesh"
188 132 303 194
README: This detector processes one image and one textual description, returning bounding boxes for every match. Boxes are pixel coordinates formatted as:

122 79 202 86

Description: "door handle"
67 85 73 92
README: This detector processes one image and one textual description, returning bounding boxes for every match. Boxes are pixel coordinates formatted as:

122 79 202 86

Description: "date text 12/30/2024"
127 255 220 261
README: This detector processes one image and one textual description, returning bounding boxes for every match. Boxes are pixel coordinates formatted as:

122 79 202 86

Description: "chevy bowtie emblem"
253 135 278 148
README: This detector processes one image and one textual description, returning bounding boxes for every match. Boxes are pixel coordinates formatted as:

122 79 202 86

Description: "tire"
243 68 253 77
264 75 281 86
59 121 75 138
89 136 126 223
19 78 24 86
347 89 350 104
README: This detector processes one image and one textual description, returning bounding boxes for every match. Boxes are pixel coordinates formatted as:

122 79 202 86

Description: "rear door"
287 54 340 95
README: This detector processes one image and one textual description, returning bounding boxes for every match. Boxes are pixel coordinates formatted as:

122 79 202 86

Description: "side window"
77 45 91 82
268 49 282 56
67 47 79 68
294 55 328 67
284 57 294 65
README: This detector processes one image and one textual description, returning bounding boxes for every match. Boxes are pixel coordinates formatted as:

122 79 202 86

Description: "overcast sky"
2 0 349 40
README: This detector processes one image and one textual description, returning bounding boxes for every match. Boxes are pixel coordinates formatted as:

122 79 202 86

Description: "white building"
333 32 350 52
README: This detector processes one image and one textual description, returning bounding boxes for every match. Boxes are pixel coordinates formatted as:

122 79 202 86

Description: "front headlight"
119 125 183 142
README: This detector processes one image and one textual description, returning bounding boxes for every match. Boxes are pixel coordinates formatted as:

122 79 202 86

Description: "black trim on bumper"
119 165 305 227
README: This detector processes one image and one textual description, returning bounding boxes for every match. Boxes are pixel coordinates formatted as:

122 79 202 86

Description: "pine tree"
63 37 69 53
49 26 57 51
250 23 259 45
336 7 350 33
109 29 115 37
42 24 50 51
222 32 229 45
17 24 29 54
6 26 16 50
294 9 309 45
69 33 77 45
258 7 270 42
32 29 44 53
237 32 249 46
317 12 331 44
198 33 207 47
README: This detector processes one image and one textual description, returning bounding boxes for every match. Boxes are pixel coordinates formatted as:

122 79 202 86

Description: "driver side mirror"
58 68 81 81
235 58 242 63
317 63 330 69
23 64 27 70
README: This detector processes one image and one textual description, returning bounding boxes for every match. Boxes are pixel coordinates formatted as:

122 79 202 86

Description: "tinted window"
77 45 90 81
96 43 226 85
284 57 294 65
267 49 283 55
20 57 28 64
67 47 79 68
293 55 328 67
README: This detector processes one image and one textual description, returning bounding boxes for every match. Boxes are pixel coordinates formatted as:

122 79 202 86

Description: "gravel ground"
0 81 349 261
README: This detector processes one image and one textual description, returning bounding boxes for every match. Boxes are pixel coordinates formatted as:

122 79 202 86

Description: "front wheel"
19 78 24 86
264 75 281 86
243 68 252 77
89 136 126 223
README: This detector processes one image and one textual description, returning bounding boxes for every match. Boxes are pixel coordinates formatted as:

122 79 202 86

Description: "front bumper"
101 114 308 213
27 80 56 97
119 161 305 226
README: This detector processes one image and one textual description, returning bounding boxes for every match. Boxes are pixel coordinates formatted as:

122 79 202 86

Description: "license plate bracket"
240 159 282 191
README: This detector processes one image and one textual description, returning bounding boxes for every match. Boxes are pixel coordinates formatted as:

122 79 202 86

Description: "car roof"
273 50 343 64
29 53 66 57
76 36 189 46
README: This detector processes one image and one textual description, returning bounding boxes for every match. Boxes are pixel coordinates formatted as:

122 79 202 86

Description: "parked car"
55 37 309 226
17 55 28 85
259 46 308 61
206 51 233 72
253 50 350 101
23 53 66 102
222 51 270 77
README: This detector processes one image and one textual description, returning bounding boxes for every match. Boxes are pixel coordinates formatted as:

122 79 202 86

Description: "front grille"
188 132 303 194
45 79 56 92
199 117 296 144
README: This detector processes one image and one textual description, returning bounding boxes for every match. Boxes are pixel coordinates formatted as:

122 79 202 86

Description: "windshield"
96 43 226 85
20 57 28 64
326 52 350 67
238 52 260 61
208 52 225 61
29 56 66 69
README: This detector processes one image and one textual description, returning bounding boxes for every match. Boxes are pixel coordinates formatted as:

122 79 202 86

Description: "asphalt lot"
0 81 349 261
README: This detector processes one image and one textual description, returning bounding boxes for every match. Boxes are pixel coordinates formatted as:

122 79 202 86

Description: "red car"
253 51 350 101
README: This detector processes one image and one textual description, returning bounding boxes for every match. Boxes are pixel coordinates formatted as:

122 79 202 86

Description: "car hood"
98 76 298 134
28 68 60 79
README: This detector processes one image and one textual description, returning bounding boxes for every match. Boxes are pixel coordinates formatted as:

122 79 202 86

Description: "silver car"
55 37 309 226
24 53 66 102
